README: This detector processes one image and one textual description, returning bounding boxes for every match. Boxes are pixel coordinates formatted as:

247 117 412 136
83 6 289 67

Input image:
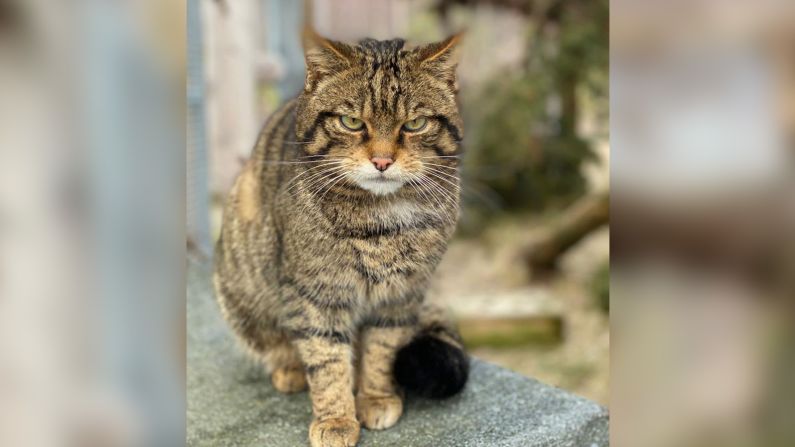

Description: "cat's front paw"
271 366 307 393
308 417 360 447
356 394 403 430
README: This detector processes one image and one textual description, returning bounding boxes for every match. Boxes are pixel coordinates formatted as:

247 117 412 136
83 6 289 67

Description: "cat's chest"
295 198 451 283
341 202 449 284
334 199 425 233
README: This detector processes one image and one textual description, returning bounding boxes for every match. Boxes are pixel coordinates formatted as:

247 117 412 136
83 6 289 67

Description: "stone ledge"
187 261 609 446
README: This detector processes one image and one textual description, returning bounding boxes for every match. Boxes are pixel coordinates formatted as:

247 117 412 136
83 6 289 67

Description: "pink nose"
371 157 394 172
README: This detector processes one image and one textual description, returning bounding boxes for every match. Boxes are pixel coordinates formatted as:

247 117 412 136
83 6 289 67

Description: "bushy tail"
393 304 469 399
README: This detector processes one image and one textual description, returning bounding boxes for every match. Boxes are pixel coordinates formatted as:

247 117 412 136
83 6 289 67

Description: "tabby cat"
213 30 468 447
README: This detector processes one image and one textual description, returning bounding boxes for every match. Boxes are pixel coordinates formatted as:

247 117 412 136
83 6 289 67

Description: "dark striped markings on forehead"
357 38 406 58
355 38 410 118
302 30 461 90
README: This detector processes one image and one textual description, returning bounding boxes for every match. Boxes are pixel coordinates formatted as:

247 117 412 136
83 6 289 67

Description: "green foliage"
463 74 592 211
554 0 609 97
460 317 564 348
591 261 609 314
458 0 608 221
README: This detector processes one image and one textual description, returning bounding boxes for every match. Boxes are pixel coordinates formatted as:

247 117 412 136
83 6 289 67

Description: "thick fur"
213 33 467 447
394 310 469 399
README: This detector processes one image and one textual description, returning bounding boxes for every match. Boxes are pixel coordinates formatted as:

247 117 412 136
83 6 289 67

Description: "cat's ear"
415 32 464 92
302 27 354 92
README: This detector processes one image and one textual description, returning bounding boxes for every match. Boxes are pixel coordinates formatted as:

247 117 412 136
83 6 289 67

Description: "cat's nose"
371 157 394 172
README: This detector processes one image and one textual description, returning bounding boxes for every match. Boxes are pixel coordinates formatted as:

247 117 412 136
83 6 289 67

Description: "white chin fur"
356 178 405 196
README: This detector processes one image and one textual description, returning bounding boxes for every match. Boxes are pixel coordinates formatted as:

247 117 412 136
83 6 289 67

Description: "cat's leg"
214 274 307 392
290 329 359 447
355 314 417 430
265 336 307 393
228 322 308 394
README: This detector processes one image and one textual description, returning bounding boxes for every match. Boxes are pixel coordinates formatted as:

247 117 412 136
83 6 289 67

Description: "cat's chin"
355 177 405 196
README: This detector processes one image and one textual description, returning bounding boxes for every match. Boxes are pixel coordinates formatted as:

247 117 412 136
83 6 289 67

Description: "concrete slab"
187 260 609 446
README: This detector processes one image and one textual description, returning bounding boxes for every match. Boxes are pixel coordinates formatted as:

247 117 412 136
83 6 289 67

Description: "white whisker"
410 172 454 211
282 161 347 193
405 172 441 211
418 172 459 205
422 167 462 185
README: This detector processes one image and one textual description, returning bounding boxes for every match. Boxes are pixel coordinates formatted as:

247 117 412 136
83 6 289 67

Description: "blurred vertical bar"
1 0 184 444
187 0 211 255
85 0 184 444
265 0 305 97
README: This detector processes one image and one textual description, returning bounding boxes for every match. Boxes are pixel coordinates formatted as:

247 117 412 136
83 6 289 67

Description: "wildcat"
213 29 468 447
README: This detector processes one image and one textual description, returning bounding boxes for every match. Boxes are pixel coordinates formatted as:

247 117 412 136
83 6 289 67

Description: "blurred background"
187 0 610 405
1 0 185 446
611 1 795 446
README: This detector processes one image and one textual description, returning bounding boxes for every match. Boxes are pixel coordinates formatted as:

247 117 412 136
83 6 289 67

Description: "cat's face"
295 33 462 197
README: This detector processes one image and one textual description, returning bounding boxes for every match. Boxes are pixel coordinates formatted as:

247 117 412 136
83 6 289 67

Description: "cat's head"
295 30 463 197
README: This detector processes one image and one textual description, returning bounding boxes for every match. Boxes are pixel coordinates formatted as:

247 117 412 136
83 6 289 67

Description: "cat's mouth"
352 171 405 196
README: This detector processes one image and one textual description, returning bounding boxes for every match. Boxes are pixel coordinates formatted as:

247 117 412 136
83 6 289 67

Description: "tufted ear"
414 32 463 92
302 27 354 92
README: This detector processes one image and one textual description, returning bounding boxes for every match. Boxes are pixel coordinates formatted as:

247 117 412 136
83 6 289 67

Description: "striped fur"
213 33 467 447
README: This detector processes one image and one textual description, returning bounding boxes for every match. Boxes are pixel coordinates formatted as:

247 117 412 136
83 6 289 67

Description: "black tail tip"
393 334 469 399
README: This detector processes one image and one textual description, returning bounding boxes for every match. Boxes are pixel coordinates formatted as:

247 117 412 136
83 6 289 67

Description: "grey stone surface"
188 261 609 446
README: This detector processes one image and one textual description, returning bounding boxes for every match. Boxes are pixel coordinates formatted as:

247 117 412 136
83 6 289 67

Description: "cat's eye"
402 117 428 132
340 115 364 131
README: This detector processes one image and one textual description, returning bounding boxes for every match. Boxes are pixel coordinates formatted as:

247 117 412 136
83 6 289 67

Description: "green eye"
340 115 364 131
402 117 428 132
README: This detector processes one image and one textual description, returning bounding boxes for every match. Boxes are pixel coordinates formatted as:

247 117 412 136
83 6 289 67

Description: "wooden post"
524 192 609 272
